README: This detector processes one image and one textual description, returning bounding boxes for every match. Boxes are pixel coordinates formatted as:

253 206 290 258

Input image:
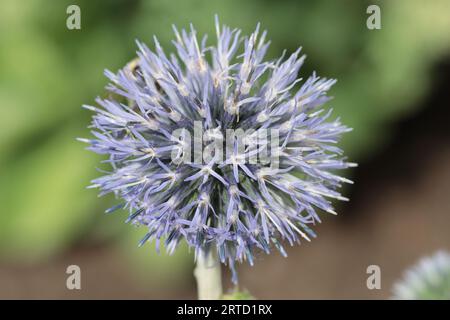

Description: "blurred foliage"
223 289 255 300
0 0 449 288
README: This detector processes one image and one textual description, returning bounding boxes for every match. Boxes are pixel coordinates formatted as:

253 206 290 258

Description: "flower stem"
194 247 223 300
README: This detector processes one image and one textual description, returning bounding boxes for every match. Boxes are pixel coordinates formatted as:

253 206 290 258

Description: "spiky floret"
80 17 355 282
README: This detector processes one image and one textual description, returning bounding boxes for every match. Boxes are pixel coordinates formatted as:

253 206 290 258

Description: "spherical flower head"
393 251 450 299
80 16 355 283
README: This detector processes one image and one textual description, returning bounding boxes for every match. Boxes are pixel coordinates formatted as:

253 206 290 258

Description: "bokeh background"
0 0 449 299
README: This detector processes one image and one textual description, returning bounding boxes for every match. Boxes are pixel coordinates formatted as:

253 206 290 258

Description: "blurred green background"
0 0 449 299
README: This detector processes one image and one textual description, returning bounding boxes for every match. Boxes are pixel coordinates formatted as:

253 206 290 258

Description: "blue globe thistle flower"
80 17 355 283
393 251 450 299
